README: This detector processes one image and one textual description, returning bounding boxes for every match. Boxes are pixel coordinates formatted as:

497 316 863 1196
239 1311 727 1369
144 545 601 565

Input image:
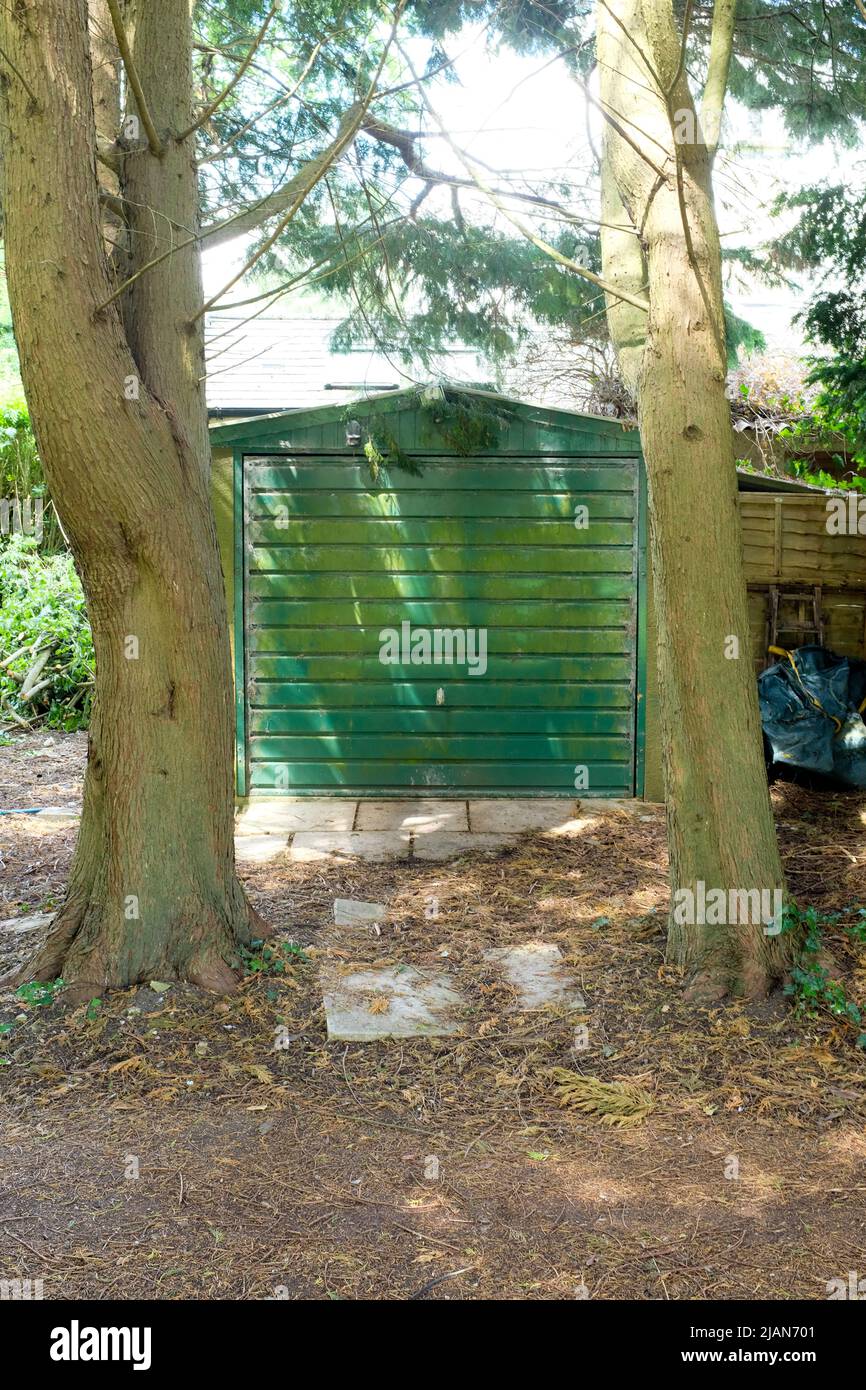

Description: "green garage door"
242 453 640 796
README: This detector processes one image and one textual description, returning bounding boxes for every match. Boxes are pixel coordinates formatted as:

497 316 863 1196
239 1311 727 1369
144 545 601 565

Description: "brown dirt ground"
1 732 865 1301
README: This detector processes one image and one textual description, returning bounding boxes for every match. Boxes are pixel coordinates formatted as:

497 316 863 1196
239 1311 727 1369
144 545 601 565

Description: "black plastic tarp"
758 645 866 789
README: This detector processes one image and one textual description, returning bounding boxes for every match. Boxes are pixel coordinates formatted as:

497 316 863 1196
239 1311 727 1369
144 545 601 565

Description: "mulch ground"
1 731 865 1300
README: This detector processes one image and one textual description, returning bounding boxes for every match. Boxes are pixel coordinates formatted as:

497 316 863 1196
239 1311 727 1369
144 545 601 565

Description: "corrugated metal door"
243 454 639 795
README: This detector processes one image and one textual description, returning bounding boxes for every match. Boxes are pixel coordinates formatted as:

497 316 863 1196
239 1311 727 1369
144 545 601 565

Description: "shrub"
0 400 65 553
0 535 93 730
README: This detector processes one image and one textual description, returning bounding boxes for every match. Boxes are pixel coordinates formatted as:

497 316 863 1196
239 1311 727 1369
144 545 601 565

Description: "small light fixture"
345 419 362 446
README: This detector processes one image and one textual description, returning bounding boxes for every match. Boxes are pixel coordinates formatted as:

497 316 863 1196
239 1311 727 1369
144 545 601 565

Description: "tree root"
683 969 730 1004
4 875 272 998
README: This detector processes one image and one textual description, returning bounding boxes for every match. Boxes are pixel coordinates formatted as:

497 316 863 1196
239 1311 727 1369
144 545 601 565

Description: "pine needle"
549 1068 654 1127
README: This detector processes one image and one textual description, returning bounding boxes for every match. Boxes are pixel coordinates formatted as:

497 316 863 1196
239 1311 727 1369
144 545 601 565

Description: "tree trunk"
596 0 791 998
0 0 264 997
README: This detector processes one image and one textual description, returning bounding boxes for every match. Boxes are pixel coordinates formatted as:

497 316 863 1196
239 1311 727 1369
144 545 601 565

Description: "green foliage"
778 902 828 955
192 2 608 369
0 536 93 729
16 978 64 1007
772 179 866 473
239 939 308 976
788 456 866 493
353 387 516 480
778 903 866 1045
0 400 64 553
0 401 40 495
208 1 866 387
322 218 603 367
724 307 766 371
360 424 423 481
846 910 866 947
419 386 517 454
0 263 24 401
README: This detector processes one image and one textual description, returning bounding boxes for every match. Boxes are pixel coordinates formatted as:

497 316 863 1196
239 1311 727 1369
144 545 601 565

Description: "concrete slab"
322 963 465 1040
484 942 586 1010
356 799 469 833
333 898 388 927
236 798 356 835
291 831 410 863
468 799 580 834
233 834 289 864
412 832 515 860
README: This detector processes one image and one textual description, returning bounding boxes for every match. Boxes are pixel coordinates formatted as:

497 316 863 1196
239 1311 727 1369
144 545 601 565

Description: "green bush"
0 400 64 553
0 535 93 730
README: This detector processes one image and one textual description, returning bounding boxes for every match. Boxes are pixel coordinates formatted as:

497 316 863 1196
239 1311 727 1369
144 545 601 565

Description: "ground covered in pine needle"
1 733 865 1300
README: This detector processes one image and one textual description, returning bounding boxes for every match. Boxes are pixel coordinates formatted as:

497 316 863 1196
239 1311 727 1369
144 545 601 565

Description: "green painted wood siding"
242 452 639 796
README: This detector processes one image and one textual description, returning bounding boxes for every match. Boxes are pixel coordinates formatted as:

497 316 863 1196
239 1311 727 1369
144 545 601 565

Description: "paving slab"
484 942 586 1010
236 798 356 835
233 834 289 864
333 898 388 927
412 832 515 860
291 831 410 863
356 799 469 833
322 963 465 1040
468 799 580 834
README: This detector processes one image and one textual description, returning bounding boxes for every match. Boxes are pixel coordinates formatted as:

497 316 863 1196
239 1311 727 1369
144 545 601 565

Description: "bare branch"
105 0 163 155
178 0 280 143
361 116 633 233
96 135 122 172
98 188 126 220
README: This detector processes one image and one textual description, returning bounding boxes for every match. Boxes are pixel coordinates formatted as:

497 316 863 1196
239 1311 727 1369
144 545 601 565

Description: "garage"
211 388 647 798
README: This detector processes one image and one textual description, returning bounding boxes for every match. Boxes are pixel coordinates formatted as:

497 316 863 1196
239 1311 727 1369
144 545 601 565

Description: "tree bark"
0 0 264 998
596 0 791 998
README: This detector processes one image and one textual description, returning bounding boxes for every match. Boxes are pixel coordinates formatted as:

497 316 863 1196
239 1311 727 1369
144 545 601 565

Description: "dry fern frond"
549 1068 654 1127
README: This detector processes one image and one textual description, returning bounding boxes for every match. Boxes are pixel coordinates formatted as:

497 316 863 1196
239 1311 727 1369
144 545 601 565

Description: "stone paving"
319 902 589 1041
4 795 659 867
233 796 650 864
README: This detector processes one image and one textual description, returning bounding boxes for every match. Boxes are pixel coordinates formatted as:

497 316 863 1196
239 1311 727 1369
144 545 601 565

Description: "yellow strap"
767 645 843 731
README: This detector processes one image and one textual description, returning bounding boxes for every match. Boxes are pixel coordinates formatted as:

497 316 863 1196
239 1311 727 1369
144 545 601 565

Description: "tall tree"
1 0 256 995
591 0 864 992
595 0 791 997
0 0 399 996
